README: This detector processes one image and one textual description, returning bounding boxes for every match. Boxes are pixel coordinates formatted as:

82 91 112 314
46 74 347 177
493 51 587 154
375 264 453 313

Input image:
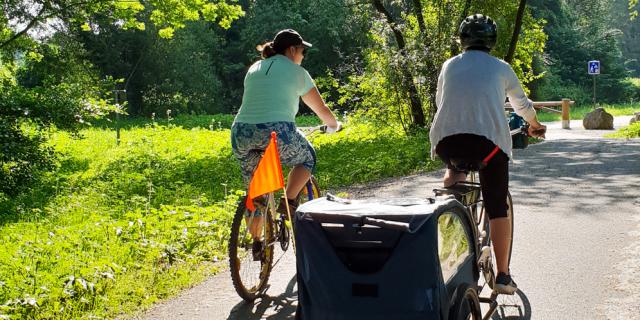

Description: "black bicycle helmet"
459 14 497 51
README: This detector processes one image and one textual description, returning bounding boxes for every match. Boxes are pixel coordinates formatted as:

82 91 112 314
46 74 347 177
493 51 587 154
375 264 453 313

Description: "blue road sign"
588 60 600 75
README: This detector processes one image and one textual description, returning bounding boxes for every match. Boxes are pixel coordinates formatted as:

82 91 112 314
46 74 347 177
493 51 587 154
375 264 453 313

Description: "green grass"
0 115 437 319
535 102 639 122
605 121 640 138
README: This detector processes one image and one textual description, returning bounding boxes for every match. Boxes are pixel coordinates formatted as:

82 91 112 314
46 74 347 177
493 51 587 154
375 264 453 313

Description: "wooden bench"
505 98 574 129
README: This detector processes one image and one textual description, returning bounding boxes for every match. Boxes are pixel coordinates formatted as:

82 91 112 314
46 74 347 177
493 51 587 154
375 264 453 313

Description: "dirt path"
139 116 640 320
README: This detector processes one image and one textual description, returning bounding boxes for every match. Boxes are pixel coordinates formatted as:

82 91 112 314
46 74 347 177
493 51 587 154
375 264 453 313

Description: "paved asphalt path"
141 116 640 320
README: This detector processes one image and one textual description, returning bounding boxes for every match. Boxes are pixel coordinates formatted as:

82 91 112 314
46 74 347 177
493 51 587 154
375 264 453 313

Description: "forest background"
1 0 640 318
2 0 640 198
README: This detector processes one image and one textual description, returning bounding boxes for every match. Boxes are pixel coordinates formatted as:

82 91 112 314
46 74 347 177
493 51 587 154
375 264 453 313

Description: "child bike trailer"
294 196 480 320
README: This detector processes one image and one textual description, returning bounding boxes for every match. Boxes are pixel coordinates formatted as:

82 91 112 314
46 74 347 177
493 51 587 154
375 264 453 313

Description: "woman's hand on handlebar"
527 121 547 139
324 121 342 134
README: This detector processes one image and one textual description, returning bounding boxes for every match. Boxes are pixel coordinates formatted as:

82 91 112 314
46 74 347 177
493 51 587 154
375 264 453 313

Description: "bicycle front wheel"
228 197 275 301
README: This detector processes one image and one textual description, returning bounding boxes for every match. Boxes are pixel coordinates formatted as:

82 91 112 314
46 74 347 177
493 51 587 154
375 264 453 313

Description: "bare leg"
246 215 264 240
490 217 512 274
443 168 467 187
285 165 311 200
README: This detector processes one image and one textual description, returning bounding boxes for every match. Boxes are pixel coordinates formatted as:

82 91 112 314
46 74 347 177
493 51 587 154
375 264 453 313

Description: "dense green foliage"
0 116 436 318
0 0 243 48
530 0 639 103
72 0 370 116
0 0 244 200
614 0 640 76
0 39 116 198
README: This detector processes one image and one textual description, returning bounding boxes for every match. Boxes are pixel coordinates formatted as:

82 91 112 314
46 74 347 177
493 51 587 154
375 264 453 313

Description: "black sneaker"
276 198 298 220
252 239 264 261
495 272 518 295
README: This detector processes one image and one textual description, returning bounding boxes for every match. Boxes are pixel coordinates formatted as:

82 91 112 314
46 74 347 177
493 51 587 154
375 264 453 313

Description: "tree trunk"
505 0 528 63
372 0 426 127
412 0 427 32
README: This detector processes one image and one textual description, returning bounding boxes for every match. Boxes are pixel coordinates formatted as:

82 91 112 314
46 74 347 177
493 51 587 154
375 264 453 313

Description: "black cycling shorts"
435 134 509 219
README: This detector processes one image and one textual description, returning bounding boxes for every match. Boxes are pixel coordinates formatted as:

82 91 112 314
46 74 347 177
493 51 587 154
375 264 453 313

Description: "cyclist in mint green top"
231 30 341 248
234 53 315 124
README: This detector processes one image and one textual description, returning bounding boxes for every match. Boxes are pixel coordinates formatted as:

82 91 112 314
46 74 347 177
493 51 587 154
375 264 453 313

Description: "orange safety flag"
246 132 285 212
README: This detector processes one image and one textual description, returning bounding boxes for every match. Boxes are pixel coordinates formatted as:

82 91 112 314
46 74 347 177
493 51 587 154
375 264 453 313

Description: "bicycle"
433 121 533 319
228 124 332 302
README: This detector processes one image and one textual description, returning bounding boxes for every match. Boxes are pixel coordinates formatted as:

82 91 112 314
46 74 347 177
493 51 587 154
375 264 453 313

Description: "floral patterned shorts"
231 122 316 184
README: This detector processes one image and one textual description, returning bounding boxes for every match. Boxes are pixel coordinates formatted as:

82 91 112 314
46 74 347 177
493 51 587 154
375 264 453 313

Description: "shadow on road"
491 289 532 319
228 275 297 320
510 139 640 218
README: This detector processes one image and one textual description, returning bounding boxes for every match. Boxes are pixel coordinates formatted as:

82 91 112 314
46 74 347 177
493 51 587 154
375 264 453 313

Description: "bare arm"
301 87 339 128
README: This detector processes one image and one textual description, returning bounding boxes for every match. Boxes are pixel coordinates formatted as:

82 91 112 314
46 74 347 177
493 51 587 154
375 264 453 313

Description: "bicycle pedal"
479 246 492 263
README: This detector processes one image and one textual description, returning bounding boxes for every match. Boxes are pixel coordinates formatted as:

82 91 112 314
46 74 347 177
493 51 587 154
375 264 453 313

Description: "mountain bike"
228 124 331 302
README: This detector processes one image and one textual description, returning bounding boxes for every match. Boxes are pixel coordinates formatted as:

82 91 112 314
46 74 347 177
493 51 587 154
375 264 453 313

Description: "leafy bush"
1 34 116 200
0 82 114 198
622 78 640 103
535 73 592 105
606 121 640 138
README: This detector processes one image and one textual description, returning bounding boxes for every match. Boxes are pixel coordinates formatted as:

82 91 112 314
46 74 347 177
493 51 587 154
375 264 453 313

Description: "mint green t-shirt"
234 55 316 124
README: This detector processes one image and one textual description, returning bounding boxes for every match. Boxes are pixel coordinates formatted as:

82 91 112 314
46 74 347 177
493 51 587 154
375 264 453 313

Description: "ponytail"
256 41 277 59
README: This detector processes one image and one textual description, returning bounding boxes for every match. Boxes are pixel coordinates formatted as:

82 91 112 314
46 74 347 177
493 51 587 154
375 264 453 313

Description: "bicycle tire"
283 176 320 253
228 196 275 302
448 283 482 320
483 191 514 290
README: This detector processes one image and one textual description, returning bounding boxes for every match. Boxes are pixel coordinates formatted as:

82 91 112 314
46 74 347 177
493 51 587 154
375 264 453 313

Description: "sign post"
588 60 600 106
113 89 126 146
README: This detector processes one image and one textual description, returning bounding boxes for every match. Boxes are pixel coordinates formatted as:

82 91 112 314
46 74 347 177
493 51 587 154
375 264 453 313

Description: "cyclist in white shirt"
430 14 546 295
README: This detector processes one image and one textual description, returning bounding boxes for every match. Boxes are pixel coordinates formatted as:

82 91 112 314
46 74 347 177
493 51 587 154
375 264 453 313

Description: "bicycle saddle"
449 158 485 173
449 145 501 172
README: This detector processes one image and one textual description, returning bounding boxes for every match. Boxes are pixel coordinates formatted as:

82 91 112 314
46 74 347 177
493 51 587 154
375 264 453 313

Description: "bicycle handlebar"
510 124 528 136
299 123 343 136
511 122 546 138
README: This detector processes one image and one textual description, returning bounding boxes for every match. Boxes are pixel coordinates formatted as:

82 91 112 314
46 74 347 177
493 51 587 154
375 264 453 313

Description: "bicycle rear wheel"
280 176 320 253
448 283 482 320
228 196 275 301
297 176 321 203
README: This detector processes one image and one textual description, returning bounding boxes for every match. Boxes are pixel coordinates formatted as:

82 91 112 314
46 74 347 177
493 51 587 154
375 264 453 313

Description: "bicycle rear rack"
433 181 481 206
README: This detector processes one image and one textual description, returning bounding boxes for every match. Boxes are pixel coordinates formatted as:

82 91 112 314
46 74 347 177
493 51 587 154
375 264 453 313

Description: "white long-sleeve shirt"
429 50 537 159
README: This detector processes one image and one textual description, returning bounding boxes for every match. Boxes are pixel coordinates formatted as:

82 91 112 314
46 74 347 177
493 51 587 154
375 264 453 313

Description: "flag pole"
281 186 296 248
